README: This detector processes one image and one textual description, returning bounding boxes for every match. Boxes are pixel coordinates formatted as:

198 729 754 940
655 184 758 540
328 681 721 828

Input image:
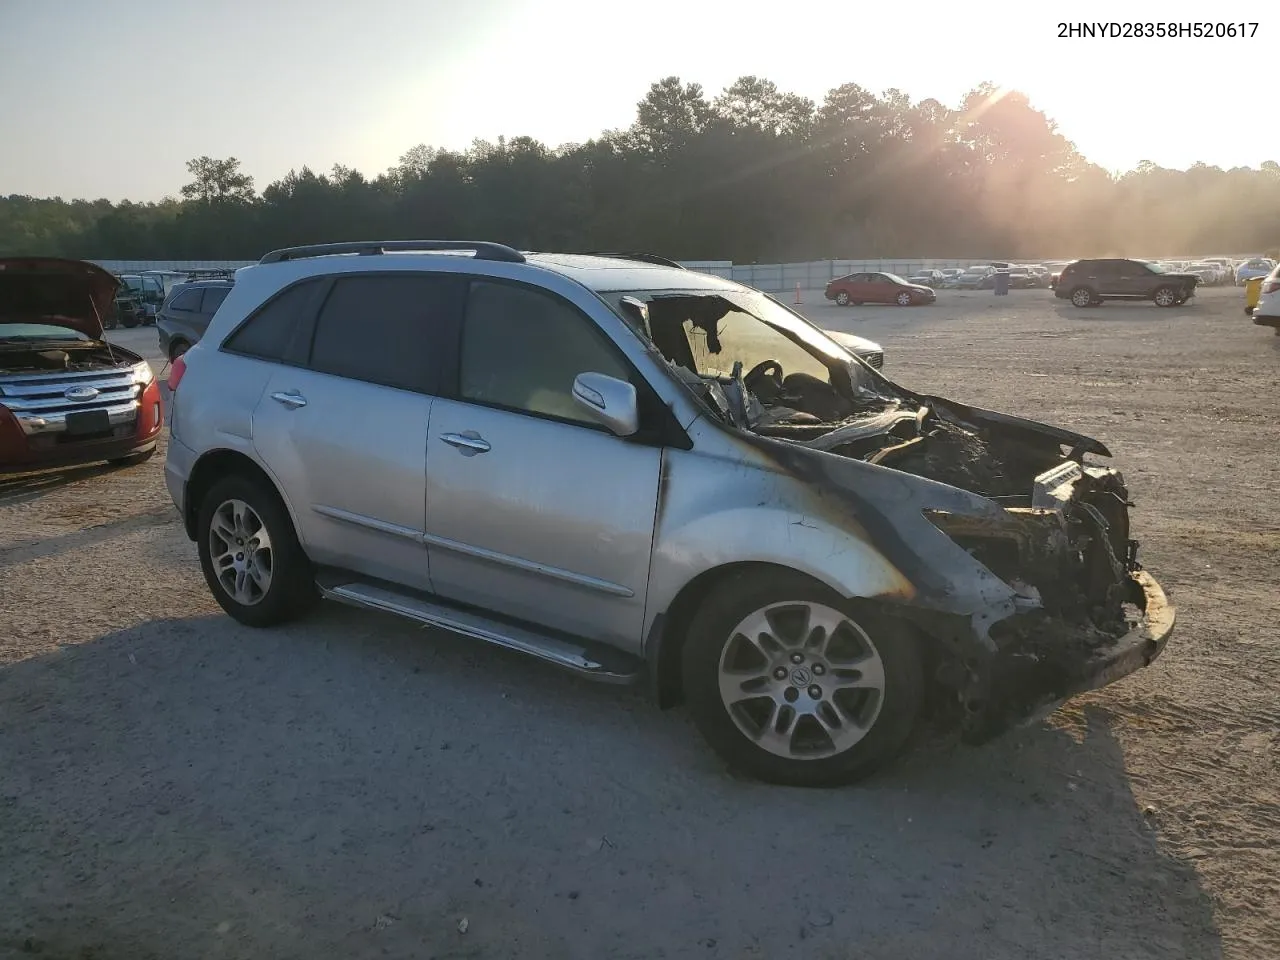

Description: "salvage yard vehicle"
1250 263 1280 334
0 258 163 473
165 241 1174 787
157 278 234 360
117 273 166 324
1235 257 1276 285
824 271 936 306
952 265 996 289
821 329 884 369
1054 258 1199 307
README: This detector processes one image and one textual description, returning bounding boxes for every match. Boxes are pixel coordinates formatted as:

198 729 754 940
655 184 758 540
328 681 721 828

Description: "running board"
320 580 642 684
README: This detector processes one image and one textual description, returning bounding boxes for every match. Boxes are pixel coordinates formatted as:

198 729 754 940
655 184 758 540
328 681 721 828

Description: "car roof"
522 253 737 293
247 248 742 296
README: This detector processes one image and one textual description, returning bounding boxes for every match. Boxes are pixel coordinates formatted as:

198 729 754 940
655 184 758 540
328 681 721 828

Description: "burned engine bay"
633 291 1154 734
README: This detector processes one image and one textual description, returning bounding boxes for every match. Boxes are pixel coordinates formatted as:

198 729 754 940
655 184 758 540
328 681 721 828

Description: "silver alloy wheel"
1154 287 1176 307
836 291 850 306
717 601 886 759
1071 287 1093 307
209 498 273 606
896 291 912 305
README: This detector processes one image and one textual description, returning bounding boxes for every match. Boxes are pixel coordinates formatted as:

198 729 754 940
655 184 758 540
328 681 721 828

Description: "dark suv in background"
1054 259 1199 308
157 279 233 359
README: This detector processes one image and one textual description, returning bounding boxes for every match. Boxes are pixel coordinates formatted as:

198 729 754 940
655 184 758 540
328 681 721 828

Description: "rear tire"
682 569 923 787
197 473 318 628
1069 286 1095 308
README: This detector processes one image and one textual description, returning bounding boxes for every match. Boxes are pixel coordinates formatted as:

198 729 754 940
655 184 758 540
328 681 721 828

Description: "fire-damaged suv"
1 258 163 474
165 242 1174 786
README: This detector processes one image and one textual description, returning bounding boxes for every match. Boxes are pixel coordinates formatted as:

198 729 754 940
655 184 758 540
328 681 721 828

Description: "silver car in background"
164 241 1173 786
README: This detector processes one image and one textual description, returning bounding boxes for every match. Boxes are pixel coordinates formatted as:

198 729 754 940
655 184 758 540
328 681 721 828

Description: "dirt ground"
0 286 1276 960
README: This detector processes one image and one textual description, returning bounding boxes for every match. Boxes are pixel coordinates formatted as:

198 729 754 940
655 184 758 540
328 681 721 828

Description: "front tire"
1153 285 1178 307
835 291 850 306
895 291 913 306
197 473 318 627
1069 286 1095 308
682 570 922 787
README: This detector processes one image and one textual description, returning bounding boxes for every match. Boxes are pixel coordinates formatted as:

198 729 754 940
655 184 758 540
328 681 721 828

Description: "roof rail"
258 240 526 265
586 252 687 269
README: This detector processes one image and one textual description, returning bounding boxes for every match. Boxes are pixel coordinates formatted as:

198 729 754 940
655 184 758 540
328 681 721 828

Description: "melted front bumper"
964 570 1175 744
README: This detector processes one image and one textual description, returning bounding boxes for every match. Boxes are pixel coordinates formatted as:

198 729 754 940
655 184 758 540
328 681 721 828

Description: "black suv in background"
1054 259 1199 308
156 279 233 359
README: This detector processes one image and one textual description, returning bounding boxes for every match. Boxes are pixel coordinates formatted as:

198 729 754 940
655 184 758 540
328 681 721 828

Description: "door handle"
271 391 307 409
440 431 491 455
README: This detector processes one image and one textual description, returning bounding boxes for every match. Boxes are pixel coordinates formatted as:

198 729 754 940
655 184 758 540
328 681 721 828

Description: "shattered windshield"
605 289 861 380
603 287 882 427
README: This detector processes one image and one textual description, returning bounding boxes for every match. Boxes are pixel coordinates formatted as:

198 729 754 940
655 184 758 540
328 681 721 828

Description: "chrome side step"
320 580 642 684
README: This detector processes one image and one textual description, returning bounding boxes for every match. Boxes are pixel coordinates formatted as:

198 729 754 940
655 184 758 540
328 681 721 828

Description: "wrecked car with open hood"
165 247 1171 788
0 257 163 474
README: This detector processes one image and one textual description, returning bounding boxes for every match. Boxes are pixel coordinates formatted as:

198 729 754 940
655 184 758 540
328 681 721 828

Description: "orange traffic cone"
794 282 803 305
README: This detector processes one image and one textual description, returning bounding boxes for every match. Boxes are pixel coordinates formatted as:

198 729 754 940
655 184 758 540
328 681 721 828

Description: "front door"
1111 260 1144 297
424 279 661 649
865 273 894 302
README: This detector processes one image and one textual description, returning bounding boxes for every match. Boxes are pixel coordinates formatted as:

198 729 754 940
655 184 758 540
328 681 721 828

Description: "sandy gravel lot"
1 287 1276 959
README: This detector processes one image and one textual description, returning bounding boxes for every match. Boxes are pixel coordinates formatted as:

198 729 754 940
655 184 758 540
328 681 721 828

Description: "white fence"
89 256 1034 294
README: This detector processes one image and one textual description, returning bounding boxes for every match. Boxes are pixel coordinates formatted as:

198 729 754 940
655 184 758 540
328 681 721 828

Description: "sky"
0 0 1271 202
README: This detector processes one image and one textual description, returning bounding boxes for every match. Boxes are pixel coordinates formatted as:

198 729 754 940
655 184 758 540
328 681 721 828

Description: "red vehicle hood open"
0 257 118 340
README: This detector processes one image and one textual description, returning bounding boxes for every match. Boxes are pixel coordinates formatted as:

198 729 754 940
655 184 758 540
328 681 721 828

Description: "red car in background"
1 257 163 474
825 271 937 306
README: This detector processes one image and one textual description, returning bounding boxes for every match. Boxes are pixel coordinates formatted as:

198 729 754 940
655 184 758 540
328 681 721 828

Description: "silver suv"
164 240 1174 786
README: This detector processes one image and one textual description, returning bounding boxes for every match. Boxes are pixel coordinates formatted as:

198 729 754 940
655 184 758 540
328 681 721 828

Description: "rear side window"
307 274 457 394
169 289 202 311
201 287 230 314
223 279 322 362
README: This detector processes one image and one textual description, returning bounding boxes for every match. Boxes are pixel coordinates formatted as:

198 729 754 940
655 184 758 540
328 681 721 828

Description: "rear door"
250 272 464 592
423 278 662 647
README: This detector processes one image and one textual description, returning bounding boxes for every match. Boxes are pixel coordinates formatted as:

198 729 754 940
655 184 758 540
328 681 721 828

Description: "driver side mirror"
571 372 639 437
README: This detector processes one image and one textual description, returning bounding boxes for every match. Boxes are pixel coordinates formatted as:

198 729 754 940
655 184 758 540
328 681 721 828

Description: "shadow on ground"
0 609 1222 960
0 463 122 508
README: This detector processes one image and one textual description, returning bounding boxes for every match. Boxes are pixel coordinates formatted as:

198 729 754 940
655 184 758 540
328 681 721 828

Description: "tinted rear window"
223 279 322 362
169 288 202 311
307 274 458 394
201 287 230 314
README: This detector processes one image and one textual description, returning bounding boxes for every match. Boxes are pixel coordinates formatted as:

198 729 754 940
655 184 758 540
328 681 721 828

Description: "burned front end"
917 454 1172 741
614 286 1174 742
745 380 1175 742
